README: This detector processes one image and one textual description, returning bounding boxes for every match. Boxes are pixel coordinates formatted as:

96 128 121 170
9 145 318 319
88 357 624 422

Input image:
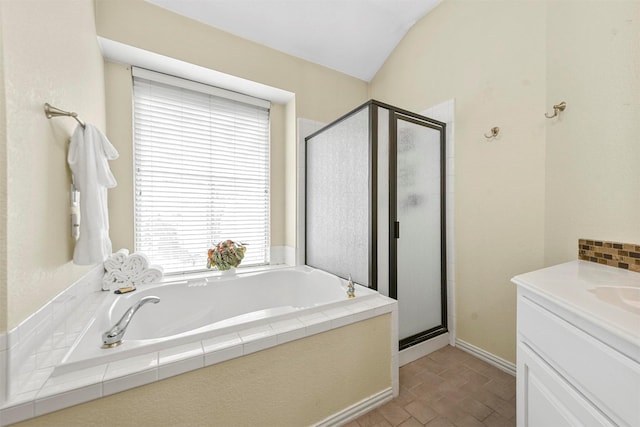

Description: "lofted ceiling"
146 0 442 82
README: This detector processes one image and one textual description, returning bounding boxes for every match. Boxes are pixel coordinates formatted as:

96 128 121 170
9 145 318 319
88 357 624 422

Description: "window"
132 68 270 274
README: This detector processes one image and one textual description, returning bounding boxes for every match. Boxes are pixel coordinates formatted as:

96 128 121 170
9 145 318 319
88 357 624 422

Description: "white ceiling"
146 0 442 82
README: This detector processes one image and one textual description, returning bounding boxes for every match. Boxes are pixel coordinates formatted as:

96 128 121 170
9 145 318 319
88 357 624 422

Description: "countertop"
512 260 640 361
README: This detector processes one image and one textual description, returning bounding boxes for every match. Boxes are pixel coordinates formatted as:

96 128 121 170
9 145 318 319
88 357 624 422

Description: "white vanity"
512 261 640 426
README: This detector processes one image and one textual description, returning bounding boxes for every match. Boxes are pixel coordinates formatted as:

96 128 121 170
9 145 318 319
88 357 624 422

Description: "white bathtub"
53 266 379 376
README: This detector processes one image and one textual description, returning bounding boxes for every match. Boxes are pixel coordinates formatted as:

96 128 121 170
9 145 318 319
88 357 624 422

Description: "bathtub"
53 266 380 376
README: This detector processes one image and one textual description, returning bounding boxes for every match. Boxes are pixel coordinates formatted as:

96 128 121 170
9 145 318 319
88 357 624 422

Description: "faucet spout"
102 296 160 348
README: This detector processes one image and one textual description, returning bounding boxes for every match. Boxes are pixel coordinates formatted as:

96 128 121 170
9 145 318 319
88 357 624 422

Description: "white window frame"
132 67 271 275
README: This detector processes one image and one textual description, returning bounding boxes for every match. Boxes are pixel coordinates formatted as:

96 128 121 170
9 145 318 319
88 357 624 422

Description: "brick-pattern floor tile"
483 412 515 427
459 396 493 421
404 398 438 424
398 417 424 427
352 345 516 427
425 416 456 426
356 409 393 427
378 401 412 426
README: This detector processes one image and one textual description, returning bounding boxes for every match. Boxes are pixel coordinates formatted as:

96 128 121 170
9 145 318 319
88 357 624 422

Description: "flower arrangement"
207 240 246 271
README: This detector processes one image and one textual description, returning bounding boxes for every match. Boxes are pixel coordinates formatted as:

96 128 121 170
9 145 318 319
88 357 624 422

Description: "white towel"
67 124 119 265
102 251 164 290
104 248 130 272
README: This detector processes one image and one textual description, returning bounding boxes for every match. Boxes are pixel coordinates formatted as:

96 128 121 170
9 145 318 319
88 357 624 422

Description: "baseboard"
314 388 394 427
455 339 516 376
399 333 450 366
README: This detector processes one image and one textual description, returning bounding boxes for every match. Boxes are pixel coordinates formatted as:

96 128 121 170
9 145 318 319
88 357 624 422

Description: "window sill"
160 263 294 284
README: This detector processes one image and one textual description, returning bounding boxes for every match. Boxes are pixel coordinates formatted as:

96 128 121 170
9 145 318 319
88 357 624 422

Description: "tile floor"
346 345 516 427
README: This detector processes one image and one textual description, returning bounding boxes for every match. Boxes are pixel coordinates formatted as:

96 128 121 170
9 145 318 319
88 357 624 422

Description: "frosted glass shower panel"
306 108 370 286
396 116 443 340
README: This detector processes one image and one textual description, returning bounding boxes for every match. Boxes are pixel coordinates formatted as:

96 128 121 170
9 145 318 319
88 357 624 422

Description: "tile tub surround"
579 239 640 272
1 265 106 406
0 275 398 425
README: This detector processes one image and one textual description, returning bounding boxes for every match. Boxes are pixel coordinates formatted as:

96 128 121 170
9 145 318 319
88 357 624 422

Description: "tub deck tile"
238 325 274 343
0 398 34 426
345 302 377 323
158 355 204 381
35 384 102 417
298 312 332 336
9 367 53 397
324 306 355 329
103 352 157 381
158 342 205 381
37 364 107 399
203 343 243 366
271 318 307 344
239 325 278 355
201 332 242 352
158 342 203 365
103 368 158 396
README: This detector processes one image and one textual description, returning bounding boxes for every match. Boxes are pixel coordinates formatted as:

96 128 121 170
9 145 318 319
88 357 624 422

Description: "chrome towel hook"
484 126 500 139
545 101 567 119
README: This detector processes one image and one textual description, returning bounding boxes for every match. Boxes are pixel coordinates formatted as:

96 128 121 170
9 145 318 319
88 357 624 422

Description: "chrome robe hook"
545 102 567 119
484 127 500 139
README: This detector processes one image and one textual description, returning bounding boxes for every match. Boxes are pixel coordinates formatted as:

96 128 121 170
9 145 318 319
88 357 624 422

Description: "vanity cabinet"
512 261 640 427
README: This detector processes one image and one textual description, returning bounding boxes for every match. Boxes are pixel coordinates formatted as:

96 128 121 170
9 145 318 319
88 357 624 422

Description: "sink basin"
589 286 640 315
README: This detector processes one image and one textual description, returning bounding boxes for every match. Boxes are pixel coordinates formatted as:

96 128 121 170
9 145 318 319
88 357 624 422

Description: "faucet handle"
346 274 355 298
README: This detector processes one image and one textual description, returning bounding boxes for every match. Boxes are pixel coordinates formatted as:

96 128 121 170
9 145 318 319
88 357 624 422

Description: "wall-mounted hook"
545 101 566 119
484 127 500 139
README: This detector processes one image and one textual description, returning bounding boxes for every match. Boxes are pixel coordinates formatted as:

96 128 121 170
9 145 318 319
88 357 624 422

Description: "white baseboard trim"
314 388 394 427
399 333 450 367
455 339 516 376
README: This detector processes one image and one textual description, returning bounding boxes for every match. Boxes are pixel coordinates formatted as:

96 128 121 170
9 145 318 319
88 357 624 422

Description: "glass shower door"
392 113 446 349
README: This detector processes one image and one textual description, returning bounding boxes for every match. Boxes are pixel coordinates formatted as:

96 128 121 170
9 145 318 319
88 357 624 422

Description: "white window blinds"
133 68 270 274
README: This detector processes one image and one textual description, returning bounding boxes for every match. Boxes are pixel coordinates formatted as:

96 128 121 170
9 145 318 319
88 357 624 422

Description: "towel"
67 124 119 265
103 248 130 272
102 251 164 290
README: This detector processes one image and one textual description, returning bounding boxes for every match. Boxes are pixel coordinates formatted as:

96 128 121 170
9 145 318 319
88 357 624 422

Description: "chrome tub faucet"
102 296 160 348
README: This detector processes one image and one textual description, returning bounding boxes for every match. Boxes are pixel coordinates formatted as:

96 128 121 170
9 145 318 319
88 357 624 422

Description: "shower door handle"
394 221 400 239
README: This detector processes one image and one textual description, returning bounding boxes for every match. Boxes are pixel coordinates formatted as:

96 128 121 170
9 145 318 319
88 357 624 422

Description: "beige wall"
370 0 639 363
0 0 367 331
96 0 368 254
270 103 288 247
0 0 106 330
14 314 392 427
371 0 547 363
544 1 640 265
96 1 368 125
0 3 7 334
104 62 134 252
284 99 298 248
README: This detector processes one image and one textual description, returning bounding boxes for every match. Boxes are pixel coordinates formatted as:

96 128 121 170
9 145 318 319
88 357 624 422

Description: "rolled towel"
135 266 164 286
102 251 164 291
104 248 130 272
122 253 149 275
102 269 131 290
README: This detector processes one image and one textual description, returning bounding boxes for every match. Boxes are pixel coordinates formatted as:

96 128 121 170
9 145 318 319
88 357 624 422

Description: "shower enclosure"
305 100 447 350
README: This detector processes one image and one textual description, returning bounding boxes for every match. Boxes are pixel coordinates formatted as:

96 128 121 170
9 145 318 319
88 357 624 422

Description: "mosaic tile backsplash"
579 239 640 273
